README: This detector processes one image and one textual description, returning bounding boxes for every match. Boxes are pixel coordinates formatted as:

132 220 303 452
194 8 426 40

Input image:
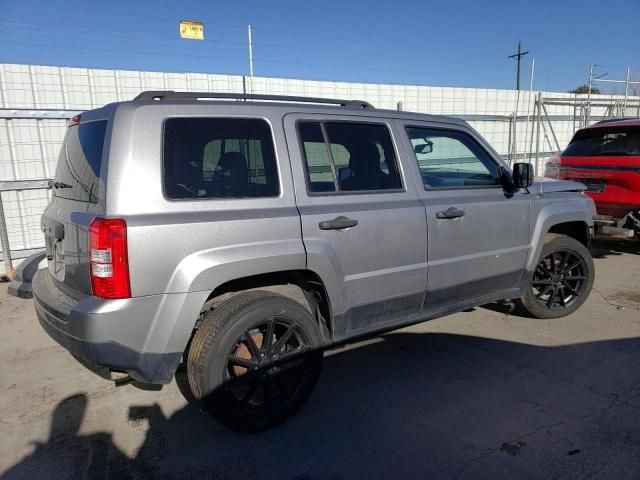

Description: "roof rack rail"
133 91 373 108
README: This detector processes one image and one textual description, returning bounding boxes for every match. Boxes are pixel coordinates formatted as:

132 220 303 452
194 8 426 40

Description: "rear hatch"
42 114 109 297
559 125 640 210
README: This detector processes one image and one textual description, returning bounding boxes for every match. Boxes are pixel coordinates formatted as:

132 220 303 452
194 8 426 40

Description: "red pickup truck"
545 118 640 239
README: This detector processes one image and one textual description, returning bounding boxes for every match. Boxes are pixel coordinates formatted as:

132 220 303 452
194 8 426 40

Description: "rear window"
564 127 640 157
53 120 107 203
163 118 279 199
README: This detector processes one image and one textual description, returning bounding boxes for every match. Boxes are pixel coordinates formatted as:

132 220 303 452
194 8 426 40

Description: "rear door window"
298 121 402 193
163 118 279 199
53 120 107 203
564 127 640 156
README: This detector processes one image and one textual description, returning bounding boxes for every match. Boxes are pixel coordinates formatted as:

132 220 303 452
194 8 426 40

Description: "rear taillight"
544 153 562 179
88 217 130 299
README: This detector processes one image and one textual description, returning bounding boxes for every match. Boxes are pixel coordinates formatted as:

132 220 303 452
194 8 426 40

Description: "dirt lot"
0 238 639 480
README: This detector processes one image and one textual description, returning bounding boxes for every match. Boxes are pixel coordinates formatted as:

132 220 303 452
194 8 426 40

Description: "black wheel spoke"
546 287 557 308
271 324 296 354
536 285 554 299
532 279 553 285
277 346 309 364
228 355 258 370
558 252 570 273
536 265 552 278
565 261 582 272
563 283 581 297
565 275 586 281
264 319 274 353
558 286 566 307
243 332 261 358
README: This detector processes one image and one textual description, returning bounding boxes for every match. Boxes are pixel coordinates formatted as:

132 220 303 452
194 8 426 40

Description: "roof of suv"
113 90 468 127
585 118 640 130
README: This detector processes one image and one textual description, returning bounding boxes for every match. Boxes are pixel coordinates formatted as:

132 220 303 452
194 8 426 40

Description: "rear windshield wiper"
48 180 73 189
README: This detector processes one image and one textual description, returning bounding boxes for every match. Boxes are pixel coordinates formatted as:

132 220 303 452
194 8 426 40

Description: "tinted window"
163 118 279 199
298 121 402 193
53 120 107 203
406 127 501 188
564 127 640 156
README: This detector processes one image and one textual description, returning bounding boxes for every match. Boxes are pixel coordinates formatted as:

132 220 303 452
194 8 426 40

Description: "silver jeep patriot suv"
33 91 596 431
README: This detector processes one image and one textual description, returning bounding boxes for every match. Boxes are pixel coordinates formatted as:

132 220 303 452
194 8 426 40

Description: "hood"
532 177 586 194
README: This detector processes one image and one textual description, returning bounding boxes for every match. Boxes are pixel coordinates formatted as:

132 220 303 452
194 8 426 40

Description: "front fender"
527 194 596 270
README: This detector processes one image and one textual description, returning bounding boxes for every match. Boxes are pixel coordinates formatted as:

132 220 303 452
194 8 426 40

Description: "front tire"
516 234 595 319
187 290 323 432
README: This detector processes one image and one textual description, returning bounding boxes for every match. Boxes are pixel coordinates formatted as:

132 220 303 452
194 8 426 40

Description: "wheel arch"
200 269 334 343
527 198 595 271
547 221 590 247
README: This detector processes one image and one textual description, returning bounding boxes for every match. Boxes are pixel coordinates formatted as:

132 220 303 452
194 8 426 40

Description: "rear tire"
187 290 323 432
516 234 595 319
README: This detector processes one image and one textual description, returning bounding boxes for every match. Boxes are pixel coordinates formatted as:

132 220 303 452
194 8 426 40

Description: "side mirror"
512 163 534 189
414 139 433 155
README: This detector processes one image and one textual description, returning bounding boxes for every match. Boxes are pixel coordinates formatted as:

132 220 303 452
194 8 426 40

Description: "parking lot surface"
0 238 639 480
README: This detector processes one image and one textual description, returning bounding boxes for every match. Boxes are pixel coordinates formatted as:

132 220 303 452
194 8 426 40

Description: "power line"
0 23 514 72
0 4 522 61
0 40 510 83
0 21 511 71
5 1 637 76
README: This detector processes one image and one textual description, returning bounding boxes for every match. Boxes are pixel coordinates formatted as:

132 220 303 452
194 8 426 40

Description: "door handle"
436 207 465 220
319 216 358 230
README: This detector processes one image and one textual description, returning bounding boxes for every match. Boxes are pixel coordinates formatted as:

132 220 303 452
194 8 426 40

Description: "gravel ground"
0 238 639 480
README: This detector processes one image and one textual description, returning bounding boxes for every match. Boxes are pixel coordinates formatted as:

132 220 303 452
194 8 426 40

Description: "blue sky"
1 0 638 92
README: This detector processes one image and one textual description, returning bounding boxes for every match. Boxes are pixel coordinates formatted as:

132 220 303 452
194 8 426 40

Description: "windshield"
563 126 640 157
53 120 107 202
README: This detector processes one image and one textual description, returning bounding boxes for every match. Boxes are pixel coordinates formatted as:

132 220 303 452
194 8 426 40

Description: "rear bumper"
32 269 187 384
593 212 639 238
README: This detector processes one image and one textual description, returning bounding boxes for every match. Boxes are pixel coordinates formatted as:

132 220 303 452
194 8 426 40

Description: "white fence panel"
1 62 639 273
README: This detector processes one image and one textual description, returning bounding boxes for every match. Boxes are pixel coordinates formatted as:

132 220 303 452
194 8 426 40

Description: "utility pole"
587 64 607 124
624 66 630 113
247 24 254 93
508 41 529 90
507 41 529 164
586 63 594 127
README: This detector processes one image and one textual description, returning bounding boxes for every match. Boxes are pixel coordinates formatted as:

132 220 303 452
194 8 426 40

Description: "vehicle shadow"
1 394 133 480
5 332 640 480
136 333 640 479
590 236 639 258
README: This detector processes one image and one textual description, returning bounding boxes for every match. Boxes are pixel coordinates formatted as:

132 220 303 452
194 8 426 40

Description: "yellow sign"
179 20 204 40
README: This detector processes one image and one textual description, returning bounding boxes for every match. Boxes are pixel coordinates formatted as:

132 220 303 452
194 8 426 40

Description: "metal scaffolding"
526 94 640 175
